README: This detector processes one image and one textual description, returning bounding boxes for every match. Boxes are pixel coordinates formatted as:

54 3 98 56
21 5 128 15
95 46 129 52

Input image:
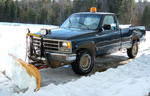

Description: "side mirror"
103 24 111 30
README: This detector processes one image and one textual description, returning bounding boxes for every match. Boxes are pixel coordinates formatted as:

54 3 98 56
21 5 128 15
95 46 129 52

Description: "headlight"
40 29 48 35
62 42 71 48
60 41 72 52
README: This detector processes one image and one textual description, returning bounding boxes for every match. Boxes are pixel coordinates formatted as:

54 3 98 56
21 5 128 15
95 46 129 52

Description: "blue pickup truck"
27 8 146 75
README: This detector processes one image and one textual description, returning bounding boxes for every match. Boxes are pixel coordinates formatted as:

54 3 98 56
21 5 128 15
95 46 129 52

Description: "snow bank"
0 23 57 71
9 55 37 92
15 53 150 96
0 23 57 93
119 24 131 29
0 25 37 93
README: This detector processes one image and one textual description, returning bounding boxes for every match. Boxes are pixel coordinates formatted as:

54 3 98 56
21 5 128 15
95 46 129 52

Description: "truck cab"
27 8 145 75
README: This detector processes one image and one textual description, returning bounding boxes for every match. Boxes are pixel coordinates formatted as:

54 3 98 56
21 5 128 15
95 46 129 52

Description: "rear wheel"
127 41 139 58
71 50 94 75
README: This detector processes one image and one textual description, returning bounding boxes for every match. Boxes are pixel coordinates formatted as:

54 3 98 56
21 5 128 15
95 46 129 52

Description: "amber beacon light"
90 7 97 13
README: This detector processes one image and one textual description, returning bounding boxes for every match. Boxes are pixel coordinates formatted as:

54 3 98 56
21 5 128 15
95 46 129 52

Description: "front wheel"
127 41 139 58
71 50 94 75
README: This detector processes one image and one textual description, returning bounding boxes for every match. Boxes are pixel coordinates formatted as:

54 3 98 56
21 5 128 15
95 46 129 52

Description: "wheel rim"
132 43 138 56
79 54 91 71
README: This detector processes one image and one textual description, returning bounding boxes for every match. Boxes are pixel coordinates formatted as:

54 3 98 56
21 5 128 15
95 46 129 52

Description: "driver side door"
96 15 121 55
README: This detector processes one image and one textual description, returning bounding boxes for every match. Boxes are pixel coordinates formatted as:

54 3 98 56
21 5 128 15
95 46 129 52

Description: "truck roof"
74 12 115 15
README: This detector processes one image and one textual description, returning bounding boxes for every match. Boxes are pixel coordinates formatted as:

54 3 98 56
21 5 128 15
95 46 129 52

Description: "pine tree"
118 0 136 24
0 0 5 21
142 6 150 30
108 0 123 14
73 0 98 13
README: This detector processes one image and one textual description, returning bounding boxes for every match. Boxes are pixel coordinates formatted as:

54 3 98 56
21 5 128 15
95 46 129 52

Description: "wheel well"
76 48 92 55
132 38 139 43
76 48 88 53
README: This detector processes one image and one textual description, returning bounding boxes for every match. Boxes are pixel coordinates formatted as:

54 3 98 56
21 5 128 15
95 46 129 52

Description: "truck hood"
44 28 95 40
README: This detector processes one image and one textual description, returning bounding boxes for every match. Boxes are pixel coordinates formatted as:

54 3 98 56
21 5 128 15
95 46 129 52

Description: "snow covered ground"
0 22 150 96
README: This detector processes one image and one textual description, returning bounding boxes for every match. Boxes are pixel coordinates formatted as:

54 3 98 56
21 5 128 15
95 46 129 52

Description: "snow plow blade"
8 53 41 91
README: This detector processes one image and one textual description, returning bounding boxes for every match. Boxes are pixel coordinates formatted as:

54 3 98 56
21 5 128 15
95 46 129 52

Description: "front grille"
43 38 60 52
32 37 61 53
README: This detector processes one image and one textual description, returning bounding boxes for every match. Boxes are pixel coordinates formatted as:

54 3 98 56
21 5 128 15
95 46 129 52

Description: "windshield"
61 14 101 30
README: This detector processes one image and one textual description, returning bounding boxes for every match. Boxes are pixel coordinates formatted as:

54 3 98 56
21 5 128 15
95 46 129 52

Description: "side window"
102 16 117 31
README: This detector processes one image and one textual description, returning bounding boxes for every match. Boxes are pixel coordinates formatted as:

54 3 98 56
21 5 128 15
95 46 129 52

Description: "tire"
127 41 139 58
71 50 94 75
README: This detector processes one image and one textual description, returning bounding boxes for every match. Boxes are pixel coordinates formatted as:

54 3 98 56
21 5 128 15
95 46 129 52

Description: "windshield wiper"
69 18 71 24
68 19 73 29
79 22 90 30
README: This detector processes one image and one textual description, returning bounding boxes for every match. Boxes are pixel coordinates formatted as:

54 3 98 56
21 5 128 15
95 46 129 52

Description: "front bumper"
45 52 76 62
44 52 76 68
29 52 76 68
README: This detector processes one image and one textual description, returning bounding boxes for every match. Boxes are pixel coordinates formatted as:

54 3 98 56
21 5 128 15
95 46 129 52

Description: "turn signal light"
67 42 71 48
